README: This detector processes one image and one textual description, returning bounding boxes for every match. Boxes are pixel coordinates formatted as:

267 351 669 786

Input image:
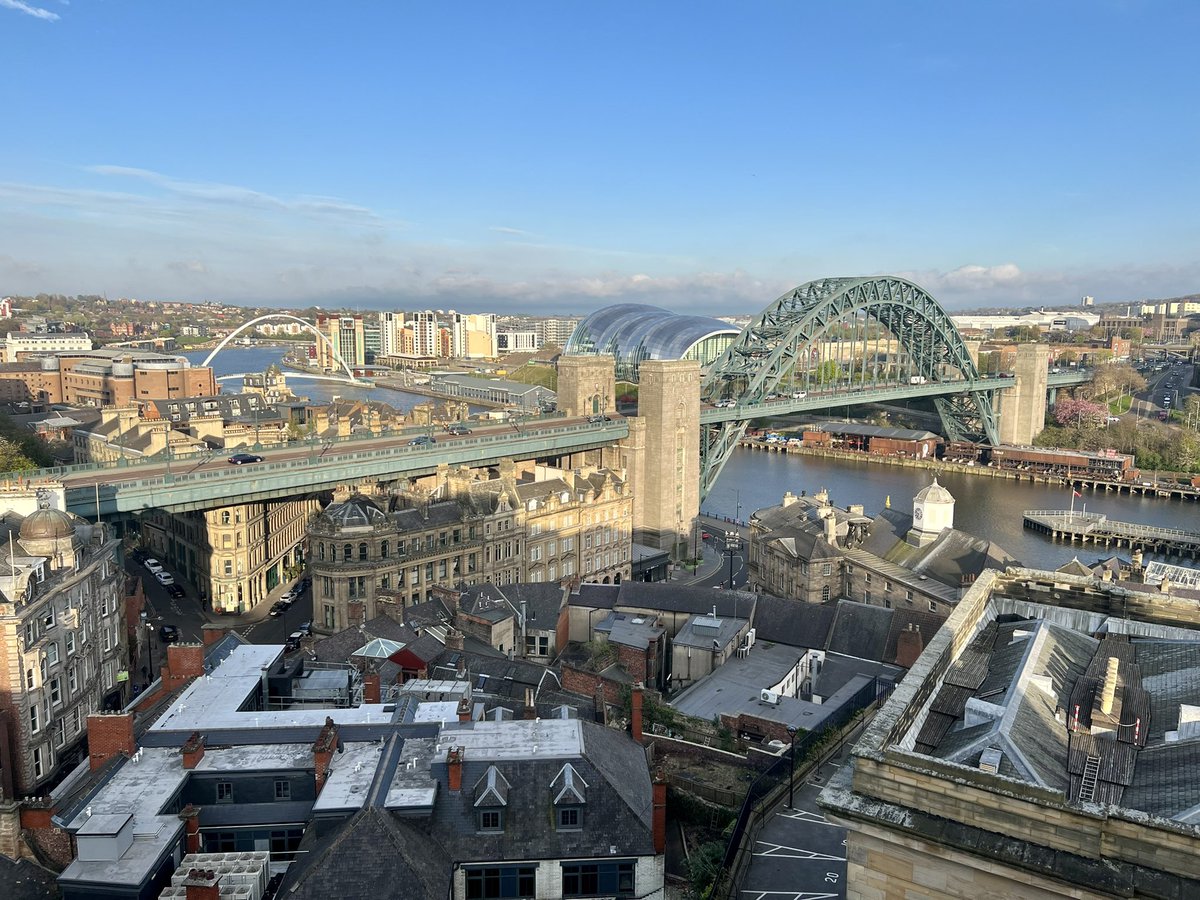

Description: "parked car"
144 558 163 574
228 453 264 465
131 549 148 563
269 600 288 617
284 632 304 653
166 584 186 598
297 621 313 637
158 624 180 643
279 590 296 604
408 435 436 446
155 571 175 586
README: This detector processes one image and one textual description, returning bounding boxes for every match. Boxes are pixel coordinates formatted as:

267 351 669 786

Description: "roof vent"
979 748 1003 774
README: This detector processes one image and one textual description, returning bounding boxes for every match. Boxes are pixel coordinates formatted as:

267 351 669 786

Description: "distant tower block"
636 360 700 561
997 344 1050 446
556 356 615 418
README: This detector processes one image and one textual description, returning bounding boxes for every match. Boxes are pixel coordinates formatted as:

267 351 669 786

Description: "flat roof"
437 718 583 762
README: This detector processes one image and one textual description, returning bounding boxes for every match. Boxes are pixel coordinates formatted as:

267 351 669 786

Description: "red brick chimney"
363 672 381 704
457 696 472 722
182 868 220 900
895 624 925 669
313 716 338 794
181 732 206 769
201 624 230 647
166 643 206 686
447 746 463 792
87 712 135 771
179 804 202 854
652 772 667 855
631 682 644 742
445 627 464 651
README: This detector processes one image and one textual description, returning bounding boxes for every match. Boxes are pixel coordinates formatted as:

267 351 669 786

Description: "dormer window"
474 765 510 833
551 762 587 832
557 806 582 831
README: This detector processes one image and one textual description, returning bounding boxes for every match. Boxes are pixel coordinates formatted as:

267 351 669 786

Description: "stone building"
749 480 1017 617
141 497 319 614
0 483 127 797
821 567 1200 898
306 460 631 634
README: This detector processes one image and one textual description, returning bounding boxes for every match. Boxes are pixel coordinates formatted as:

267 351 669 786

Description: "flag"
1073 490 1082 498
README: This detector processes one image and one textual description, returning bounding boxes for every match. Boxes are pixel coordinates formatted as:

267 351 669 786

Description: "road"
133 557 313 681
57 414 603 490
692 525 749 590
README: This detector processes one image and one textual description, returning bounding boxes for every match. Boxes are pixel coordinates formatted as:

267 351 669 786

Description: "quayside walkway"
1023 509 1200 559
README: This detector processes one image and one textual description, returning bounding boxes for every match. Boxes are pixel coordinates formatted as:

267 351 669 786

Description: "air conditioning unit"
760 689 781 706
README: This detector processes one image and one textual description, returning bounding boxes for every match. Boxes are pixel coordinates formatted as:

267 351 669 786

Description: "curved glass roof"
565 303 740 381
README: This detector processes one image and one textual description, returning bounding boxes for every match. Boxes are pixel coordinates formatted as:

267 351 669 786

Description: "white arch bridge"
202 314 372 385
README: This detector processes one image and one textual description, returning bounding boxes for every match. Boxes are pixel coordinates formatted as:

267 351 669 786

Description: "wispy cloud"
488 226 530 236
0 0 59 21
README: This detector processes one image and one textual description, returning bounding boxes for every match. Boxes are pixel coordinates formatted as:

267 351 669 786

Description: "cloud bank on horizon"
1 4 1197 314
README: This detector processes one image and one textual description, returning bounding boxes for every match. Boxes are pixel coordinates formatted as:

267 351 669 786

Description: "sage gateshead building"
564 303 740 382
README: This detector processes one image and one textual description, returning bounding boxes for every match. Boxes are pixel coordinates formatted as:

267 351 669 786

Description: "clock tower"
907 478 955 547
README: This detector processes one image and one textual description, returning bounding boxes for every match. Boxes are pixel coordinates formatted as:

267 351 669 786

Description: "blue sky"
1 2 1197 314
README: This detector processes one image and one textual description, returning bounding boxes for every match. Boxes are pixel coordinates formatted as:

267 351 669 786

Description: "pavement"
672 515 750 589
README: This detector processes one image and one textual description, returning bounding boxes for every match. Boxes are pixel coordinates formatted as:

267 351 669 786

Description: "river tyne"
194 347 1192 573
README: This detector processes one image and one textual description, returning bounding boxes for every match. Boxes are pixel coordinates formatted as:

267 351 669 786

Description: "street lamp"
724 530 740 590
786 724 798 808
140 611 156 687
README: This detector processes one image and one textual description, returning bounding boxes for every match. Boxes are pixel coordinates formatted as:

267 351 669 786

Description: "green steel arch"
700 276 999 496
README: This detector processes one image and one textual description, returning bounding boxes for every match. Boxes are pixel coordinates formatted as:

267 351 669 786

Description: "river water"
704 448 1199 572
191 347 1191 571
183 346 429 409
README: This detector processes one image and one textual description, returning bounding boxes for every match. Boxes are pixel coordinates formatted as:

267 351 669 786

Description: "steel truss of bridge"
697 275 1090 498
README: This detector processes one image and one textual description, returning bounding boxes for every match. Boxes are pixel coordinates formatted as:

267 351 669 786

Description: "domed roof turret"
322 495 386 530
19 507 76 541
914 478 954 505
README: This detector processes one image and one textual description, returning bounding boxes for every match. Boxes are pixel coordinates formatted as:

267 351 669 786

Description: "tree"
1053 398 1108 429
1088 362 1146 402
815 360 841 384
0 439 39 473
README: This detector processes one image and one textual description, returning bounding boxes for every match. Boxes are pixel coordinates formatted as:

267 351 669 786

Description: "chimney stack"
447 746 463 792
457 696 473 722
86 712 135 771
1100 657 1120 716
179 804 202 854
363 672 381 704
652 771 667 855
182 868 221 900
631 682 644 743
523 687 537 720
313 716 338 794
181 732 206 769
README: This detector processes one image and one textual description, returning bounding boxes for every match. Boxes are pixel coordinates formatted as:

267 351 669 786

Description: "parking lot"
739 752 850 900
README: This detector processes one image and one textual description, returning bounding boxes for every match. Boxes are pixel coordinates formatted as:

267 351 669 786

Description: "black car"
587 414 612 424
408 435 436 446
228 453 264 465
166 584 186 598
269 600 288 617
131 549 148 563
158 624 180 643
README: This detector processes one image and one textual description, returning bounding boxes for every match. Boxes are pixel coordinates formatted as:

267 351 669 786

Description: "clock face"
914 507 923 521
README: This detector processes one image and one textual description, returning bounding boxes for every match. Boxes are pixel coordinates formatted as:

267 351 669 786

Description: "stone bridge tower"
996 343 1050 446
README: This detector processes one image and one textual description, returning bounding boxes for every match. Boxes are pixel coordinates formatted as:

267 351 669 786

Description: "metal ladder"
1078 755 1101 802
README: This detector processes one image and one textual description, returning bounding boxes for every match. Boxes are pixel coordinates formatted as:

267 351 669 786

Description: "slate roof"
427 720 654 863
750 594 838 649
0 856 59 900
863 508 1020 589
826 601 895 662
280 806 453 900
314 616 417 664
612 582 757 619
882 608 946 664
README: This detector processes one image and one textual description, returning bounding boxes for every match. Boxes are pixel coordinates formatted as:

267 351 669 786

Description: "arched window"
821 585 831 602
343 543 352 561
380 540 389 559
359 542 368 561
221 511 231 525
318 543 325 561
